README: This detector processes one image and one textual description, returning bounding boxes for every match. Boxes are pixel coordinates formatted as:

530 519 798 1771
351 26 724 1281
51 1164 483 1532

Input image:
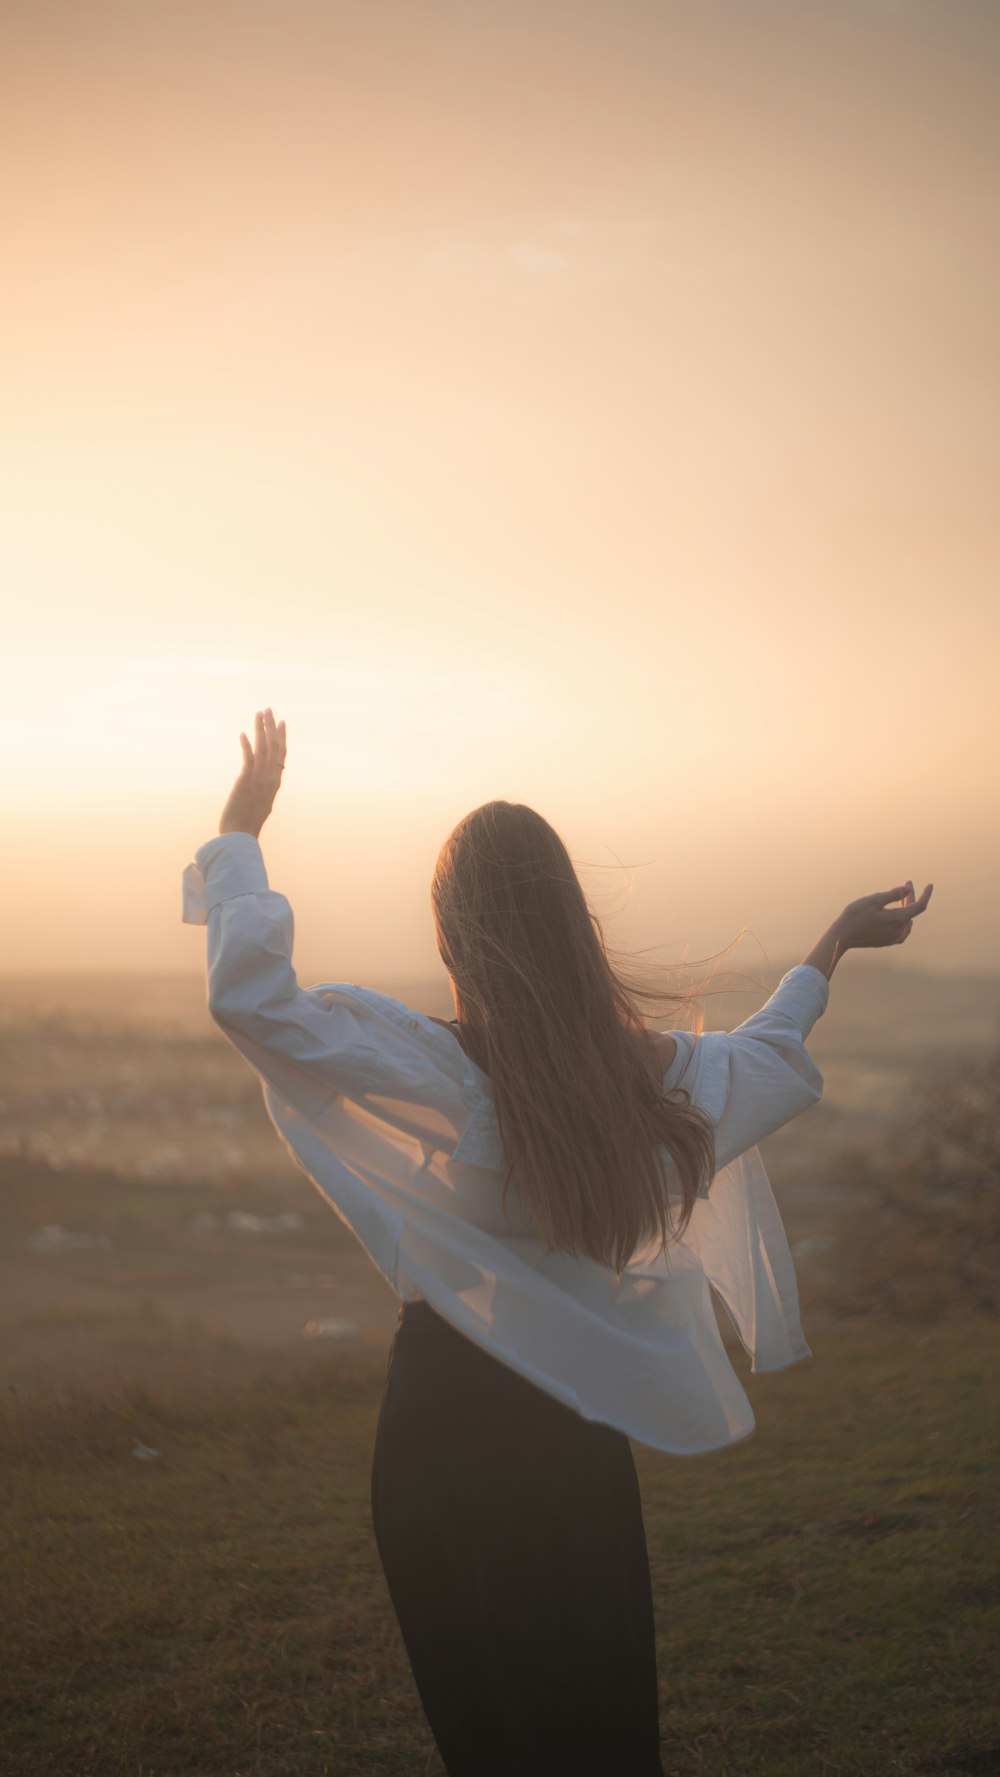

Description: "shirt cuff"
776 963 830 1031
181 831 270 926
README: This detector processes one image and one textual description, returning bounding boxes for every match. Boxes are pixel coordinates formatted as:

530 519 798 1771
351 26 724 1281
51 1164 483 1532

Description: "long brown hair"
431 800 733 1278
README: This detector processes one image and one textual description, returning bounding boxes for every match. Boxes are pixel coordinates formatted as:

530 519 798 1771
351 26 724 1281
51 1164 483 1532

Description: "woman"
182 707 933 1776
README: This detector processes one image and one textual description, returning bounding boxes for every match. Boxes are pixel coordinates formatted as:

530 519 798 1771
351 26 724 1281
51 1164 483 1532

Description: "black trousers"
370 1297 665 1776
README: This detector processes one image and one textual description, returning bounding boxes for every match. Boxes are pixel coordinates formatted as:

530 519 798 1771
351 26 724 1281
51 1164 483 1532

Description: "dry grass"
1 1309 998 1777
812 1042 1000 1322
3 1007 999 1772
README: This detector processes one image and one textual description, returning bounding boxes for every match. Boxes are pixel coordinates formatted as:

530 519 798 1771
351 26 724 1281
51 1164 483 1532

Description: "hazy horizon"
3 955 996 989
3 0 997 977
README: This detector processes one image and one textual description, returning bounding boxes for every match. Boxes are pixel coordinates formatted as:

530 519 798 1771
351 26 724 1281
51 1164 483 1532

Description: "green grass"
1 1314 998 1777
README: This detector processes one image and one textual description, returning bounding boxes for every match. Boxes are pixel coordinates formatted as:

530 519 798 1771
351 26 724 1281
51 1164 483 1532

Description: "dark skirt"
370 1296 665 1776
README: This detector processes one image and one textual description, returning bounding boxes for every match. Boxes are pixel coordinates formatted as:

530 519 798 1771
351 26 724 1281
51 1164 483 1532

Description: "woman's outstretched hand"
839 880 934 950
802 880 934 979
218 708 287 839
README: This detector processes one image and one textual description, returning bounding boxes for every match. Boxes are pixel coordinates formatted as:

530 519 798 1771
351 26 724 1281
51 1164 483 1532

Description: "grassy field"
3 970 998 1772
2 1306 997 1777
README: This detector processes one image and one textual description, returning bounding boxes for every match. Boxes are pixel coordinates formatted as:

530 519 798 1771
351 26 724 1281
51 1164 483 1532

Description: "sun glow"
2 0 997 977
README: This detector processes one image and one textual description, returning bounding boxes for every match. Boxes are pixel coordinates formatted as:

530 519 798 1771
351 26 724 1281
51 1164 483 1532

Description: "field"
1 964 998 1774
2 1309 997 1776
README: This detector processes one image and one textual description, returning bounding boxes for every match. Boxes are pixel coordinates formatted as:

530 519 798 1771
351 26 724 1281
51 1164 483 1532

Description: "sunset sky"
2 0 997 985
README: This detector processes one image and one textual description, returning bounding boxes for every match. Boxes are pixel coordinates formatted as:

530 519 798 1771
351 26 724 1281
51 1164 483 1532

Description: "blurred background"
2 0 998 981
2 0 998 1365
1 5 998 1771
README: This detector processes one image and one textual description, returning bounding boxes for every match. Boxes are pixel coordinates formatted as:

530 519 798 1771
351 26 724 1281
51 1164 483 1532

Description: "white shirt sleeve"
691 964 830 1170
660 966 828 1172
181 831 384 1120
652 967 828 1374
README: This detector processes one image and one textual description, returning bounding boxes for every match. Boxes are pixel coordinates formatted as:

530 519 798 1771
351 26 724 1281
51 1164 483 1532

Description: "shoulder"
647 1030 678 1074
424 1013 469 1058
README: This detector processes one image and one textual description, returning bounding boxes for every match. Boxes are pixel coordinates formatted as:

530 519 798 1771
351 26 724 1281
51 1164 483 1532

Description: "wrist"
802 916 850 981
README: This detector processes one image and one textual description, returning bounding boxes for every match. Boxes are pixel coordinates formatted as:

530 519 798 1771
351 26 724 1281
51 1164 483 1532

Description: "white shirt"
182 830 830 1456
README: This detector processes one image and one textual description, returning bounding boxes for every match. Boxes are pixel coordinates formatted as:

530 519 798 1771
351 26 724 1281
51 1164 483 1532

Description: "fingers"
876 882 933 911
889 885 933 925
266 707 286 766
899 881 915 941
249 708 286 771
900 881 932 909
251 710 279 747
872 880 932 946
876 885 911 906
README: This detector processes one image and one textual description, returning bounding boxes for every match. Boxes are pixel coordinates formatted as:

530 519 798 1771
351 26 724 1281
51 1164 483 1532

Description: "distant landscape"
0 960 996 1397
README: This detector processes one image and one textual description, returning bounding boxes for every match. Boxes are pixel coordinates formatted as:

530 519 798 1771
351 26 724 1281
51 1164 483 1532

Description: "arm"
802 879 934 980
181 713 384 1117
707 965 830 1170
183 830 379 1118
801 917 850 981
704 878 935 1167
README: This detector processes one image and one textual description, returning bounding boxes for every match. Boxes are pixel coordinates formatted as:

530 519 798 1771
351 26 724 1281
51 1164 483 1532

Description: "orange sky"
1 0 997 982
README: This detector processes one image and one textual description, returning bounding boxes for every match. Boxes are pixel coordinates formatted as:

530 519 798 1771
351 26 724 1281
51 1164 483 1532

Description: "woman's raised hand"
839 880 933 950
218 708 287 839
